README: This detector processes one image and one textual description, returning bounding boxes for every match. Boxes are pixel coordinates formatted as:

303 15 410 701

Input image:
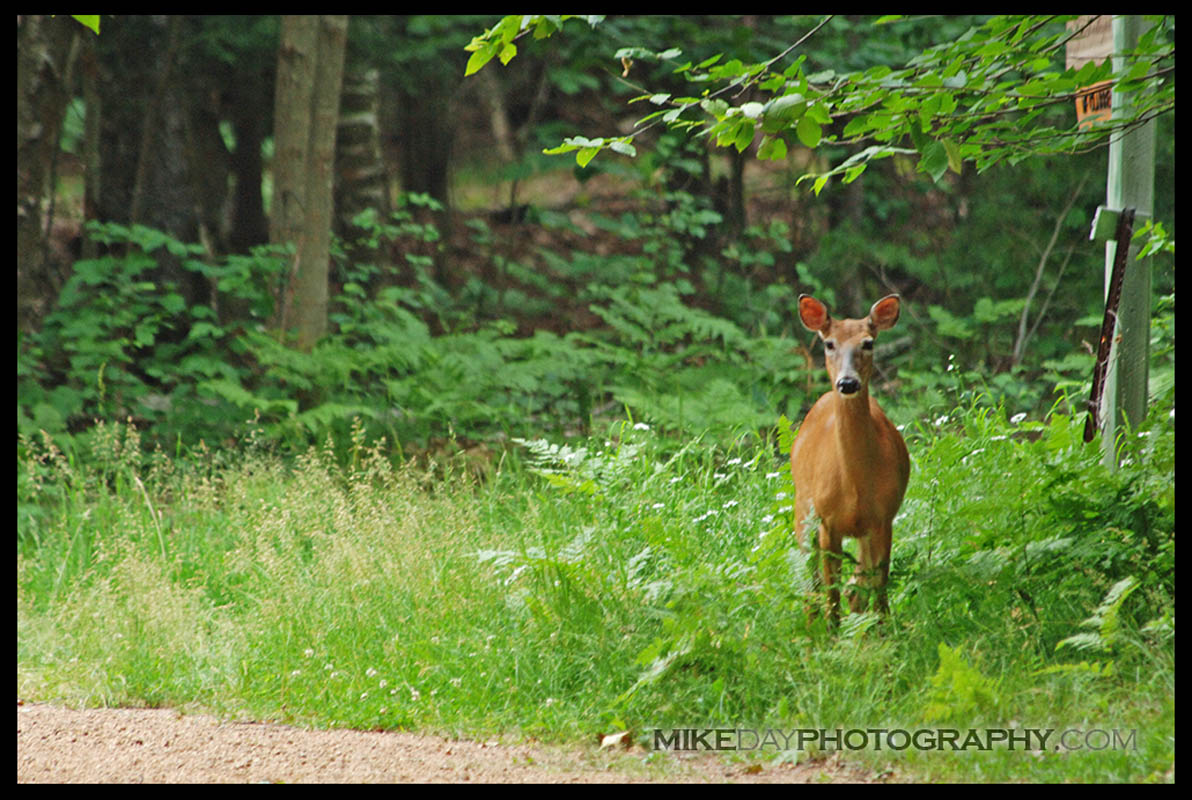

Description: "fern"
513 436 644 497
587 284 748 353
1056 576 1140 655
922 643 999 723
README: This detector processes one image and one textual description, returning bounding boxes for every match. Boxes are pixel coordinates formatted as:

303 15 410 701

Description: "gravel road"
18 703 877 783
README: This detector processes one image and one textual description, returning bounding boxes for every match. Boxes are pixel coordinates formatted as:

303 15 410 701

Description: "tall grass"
17 397 1174 782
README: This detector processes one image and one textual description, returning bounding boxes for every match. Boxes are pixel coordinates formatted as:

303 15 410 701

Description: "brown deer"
790 294 909 624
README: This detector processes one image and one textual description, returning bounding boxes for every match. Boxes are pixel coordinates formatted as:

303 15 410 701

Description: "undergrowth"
19 187 1146 458
17 196 811 455
17 393 1175 782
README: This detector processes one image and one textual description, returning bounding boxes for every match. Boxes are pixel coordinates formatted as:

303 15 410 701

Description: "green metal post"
1101 15 1156 467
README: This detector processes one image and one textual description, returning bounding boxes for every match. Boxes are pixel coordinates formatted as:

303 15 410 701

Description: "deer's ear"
798 294 831 334
869 294 901 331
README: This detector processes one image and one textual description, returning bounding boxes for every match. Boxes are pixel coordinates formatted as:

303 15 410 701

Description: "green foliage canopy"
466 15 1174 193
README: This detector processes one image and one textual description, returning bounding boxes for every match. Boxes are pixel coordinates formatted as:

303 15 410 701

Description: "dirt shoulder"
17 702 878 783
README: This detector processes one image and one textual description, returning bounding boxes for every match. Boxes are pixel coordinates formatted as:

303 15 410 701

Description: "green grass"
17 399 1175 782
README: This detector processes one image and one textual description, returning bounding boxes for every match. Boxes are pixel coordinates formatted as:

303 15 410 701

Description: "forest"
17 15 1174 782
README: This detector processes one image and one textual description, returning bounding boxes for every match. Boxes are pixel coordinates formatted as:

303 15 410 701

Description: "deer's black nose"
837 376 861 395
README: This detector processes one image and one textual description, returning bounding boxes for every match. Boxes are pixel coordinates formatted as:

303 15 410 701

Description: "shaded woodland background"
16 15 1176 454
17 22 1177 782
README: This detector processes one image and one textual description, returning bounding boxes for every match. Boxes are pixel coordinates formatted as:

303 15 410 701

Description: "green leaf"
701 98 730 117
70 15 100 35
943 138 963 174
918 140 949 182
973 296 998 323
757 136 787 161
843 115 873 138
767 93 806 118
922 644 998 723
465 45 497 77
714 119 740 148
186 321 224 341
795 115 822 148
908 120 929 153
608 139 637 157
733 119 756 152
576 147 600 168
739 102 765 119
806 103 832 125
544 135 604 159
843 164 867 183
928 304 974 338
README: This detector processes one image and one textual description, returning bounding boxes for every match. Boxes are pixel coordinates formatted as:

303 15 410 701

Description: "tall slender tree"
272 15 349 352
335 64 390 242
17 15 79 334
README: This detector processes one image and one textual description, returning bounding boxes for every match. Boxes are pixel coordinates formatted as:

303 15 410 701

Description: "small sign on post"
1074 81 1113 128
1066 16 1115 128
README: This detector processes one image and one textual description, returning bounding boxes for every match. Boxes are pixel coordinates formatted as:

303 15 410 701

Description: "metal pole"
1100 15 1155 467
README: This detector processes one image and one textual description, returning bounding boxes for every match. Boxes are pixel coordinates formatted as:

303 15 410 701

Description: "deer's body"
790 294 909 622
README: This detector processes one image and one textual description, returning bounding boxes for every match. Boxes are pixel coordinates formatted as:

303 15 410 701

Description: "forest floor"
17 702 882 784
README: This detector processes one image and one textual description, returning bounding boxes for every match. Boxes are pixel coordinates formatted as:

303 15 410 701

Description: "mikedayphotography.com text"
652 727 1138 753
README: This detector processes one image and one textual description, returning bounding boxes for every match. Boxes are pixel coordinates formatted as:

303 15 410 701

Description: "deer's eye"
862 339 874 351
824 340 836 351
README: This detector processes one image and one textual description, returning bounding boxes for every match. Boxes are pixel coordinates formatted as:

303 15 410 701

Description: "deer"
790 294 909 625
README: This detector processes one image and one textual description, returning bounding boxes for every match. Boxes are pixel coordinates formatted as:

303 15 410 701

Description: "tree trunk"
272 15 348 352
129 16 184 228
17 15 79 334
92 16 208 307
723 148 747 235
183 81 232 253
80 31 102 261
477 67 516 165
335 65 390 243
271 17 317 253
226 78 271 252
394 79 454 205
